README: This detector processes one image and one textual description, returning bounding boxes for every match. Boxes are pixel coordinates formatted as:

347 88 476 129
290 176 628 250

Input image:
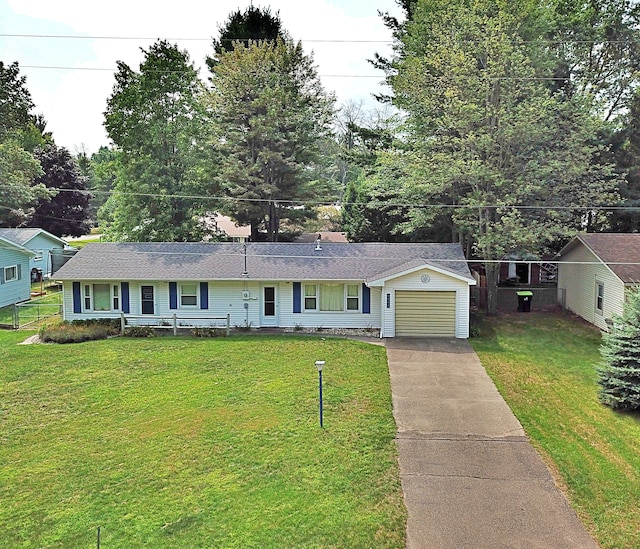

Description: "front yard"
3 312 638 548
0 333 405 548
471 312 640 549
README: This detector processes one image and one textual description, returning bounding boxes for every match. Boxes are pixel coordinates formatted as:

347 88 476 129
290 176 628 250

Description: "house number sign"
420 274 431 284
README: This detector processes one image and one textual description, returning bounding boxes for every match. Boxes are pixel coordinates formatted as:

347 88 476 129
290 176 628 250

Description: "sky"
0 0 400 155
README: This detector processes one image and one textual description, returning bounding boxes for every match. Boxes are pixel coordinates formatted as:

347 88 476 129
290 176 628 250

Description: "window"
596 282 604 313
180 283 198 307
83 284 119 311
93 284 111 311
346 284 360 311
304 284 317 310
4 265 18 282
304 283 361 312
320 283 343 311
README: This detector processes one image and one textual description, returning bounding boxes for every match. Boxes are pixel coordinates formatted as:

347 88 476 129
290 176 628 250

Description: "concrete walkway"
385 338 598 549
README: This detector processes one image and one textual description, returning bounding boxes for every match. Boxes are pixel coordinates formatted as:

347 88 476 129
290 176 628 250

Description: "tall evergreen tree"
206 38 335 241
598 285 640 411
206 5 287 70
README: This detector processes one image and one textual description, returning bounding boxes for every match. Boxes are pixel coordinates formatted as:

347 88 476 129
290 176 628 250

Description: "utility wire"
23 187 634 211
3 33 640 46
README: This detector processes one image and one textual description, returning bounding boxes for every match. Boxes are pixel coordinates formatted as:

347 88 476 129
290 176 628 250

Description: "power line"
39 187 637 211
4 33 640 46
0 33 392 44
17 65 385 78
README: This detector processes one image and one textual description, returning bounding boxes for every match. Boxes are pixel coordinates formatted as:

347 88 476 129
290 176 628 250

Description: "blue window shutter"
362 284 371 314
121 282 130 313
293 282 301 313
17 264 22 280
200 282 209 309
0 268 4 284
169 282 178 309
73 282 82 313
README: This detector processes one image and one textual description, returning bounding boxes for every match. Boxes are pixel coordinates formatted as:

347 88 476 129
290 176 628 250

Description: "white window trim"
346 283 360 312
304 283 317 311
303 283 361 313
83 283 120 312
596 281 604 315
4 265 18 282
179 283 199 308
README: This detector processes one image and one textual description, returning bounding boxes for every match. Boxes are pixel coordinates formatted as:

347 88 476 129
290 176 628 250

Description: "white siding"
381 267 471 338
279 283 382 330
62 280 383 330
557 245 625 330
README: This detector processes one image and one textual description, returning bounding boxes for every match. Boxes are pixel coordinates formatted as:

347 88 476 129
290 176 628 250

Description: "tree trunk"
485 262 500 316
250 222 260 242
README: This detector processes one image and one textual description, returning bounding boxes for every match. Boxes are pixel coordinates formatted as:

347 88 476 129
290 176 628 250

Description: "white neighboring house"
0 228 68 280
556 233 640 330
53 241 477 338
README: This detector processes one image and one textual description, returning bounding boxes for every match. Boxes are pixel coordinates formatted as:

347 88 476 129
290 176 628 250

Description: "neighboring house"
54 241 477 338
556 233 640 330
207 214 251 242
0 235 35 308
0 228 68 279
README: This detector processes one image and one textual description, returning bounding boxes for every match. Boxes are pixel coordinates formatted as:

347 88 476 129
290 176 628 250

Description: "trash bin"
516 291 533 312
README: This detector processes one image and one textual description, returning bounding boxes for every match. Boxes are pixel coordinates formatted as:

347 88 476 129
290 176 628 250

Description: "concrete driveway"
385 338 598 549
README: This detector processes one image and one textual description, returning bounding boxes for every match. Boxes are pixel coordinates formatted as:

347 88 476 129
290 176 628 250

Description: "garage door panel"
396 291 456 337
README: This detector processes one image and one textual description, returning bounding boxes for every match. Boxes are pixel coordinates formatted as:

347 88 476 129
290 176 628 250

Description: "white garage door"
395 291 456 337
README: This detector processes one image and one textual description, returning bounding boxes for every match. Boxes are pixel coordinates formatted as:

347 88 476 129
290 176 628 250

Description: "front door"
261 286 277 326
141 285 155 315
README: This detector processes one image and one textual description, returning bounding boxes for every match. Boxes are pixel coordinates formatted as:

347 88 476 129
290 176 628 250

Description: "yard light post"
315 360 325 428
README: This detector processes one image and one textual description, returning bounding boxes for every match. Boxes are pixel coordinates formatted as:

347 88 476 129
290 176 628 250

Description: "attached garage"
395 291 456 337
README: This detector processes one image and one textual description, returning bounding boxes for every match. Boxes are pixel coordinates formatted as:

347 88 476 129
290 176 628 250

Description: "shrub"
192 327 226 338
40 319 120 344
125 326 156 338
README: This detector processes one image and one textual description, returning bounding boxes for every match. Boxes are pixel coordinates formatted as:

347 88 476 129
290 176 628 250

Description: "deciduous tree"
103 40 211 241
27 144 91 237
378 0 619 314
0 141 47 226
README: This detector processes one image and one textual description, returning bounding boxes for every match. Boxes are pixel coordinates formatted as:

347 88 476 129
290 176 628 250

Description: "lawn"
0 333 406 548
470 312 640 549
0 288 62 328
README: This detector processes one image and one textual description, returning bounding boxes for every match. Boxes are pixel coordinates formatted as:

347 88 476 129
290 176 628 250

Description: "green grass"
0 285 62 327
0 333 406 548
470 312 640 549
67 238 100 249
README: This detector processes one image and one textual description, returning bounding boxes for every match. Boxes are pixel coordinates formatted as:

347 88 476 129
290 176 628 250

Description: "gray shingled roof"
0 235 35 255
0 228 66 247
53 242 474 282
